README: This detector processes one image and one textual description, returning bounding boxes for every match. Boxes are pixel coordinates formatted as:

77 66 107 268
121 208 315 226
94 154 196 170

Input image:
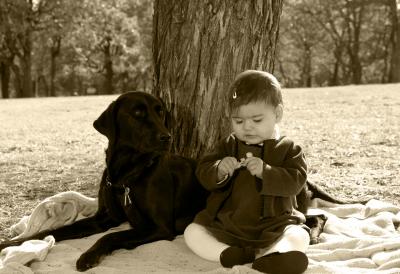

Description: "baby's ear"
275 104 283 123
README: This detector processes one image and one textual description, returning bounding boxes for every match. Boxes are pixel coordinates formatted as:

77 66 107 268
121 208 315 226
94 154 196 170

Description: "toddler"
184 70 310 274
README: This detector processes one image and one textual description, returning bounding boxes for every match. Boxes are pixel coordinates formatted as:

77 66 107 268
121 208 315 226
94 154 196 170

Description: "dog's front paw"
76 251 101 271
0 242 9 251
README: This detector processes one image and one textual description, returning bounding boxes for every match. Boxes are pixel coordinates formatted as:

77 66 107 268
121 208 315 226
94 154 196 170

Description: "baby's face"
231 101 281 144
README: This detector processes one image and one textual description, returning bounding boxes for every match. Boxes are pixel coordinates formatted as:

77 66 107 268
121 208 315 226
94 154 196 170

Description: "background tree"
276 0 398 87
57 0 153 95
0 0 32 98
277 0 327 87
0 2 14 99
1 0 399 98
0 0 153 98
67 0 138 95
153 0 283 158
387 0 400 82
31 0 79 97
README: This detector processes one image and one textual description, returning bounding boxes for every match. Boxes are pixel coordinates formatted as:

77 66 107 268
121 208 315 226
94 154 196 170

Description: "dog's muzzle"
156 132 172 151
158 133 172 142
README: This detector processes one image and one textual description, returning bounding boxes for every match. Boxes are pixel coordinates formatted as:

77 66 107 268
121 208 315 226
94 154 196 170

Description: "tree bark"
153 0 283 159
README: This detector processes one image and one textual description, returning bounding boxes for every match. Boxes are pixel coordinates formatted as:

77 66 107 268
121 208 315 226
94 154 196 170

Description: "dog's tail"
306 180 370 205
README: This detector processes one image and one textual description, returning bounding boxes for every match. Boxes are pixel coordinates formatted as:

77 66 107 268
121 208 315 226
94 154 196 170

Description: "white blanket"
1 192 400 273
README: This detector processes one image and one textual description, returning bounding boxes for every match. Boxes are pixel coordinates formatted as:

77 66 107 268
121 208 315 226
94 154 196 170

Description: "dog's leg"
300 181 370 245
0 212 121 251
76 227 174 271
44 213 122 241
305 214 328 244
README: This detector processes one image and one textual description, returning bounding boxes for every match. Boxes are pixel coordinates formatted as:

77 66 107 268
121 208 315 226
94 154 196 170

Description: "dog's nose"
159 133 171 142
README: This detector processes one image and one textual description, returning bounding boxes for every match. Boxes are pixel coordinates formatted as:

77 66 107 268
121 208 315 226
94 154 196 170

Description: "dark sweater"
194 134 307 248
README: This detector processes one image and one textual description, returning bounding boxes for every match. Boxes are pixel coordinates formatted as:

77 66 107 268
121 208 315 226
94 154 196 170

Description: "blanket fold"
10 191 97 240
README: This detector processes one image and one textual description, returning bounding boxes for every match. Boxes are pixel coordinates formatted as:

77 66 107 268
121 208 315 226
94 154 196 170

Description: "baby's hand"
243 155 264 179
217 157 239 180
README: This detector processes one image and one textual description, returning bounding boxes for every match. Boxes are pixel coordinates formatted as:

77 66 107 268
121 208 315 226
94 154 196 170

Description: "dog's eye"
133 109 146 118
155 106 164 117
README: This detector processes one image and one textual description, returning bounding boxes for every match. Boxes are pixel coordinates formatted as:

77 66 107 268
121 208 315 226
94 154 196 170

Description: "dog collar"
105 170 132 207
123 186 132 206
106 175 112 187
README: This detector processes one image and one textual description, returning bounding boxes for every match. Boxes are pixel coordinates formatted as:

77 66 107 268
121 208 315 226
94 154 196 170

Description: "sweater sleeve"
260 139 307 197
195 136 234 191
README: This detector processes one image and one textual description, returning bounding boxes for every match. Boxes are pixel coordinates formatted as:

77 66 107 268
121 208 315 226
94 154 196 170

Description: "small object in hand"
236 158 246 168
236 153 254 169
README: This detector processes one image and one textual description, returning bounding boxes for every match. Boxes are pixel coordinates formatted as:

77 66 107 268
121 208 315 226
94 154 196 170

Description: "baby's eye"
233 119 243 124
253 119 262 123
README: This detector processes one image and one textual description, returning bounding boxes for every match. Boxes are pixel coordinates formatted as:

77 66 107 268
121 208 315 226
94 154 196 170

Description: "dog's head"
93 91 172 153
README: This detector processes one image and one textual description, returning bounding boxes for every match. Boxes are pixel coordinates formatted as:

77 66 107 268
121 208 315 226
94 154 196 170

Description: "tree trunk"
153 0 283 159
330 52 341 86
302 44 312 87
345 0 364 84
102 37 114 95
11 63 23 98
38 75 49 96
50 36 61 97
388 0 400 83
0 62 11 98
20 28 33 98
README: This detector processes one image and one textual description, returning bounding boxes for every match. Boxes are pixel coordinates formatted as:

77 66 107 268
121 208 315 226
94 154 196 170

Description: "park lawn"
0 84 399 241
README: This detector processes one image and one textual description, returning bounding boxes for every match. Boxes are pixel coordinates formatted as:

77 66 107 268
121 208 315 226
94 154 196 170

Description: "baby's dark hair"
228 70 282 113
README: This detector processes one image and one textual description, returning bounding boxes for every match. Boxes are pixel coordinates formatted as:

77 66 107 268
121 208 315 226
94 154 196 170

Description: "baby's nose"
243 120 253 130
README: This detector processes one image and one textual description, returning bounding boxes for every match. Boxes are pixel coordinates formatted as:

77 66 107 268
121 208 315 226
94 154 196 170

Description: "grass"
0 84 399 241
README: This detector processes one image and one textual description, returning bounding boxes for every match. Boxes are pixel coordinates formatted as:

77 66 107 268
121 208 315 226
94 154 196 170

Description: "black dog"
0 91 363 271
0 92 208 271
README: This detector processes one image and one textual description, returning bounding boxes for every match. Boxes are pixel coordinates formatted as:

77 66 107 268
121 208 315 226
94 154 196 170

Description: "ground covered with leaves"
0 84 399 240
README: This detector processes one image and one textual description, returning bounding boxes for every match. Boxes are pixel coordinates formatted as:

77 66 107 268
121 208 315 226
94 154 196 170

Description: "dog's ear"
93 100 118 143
